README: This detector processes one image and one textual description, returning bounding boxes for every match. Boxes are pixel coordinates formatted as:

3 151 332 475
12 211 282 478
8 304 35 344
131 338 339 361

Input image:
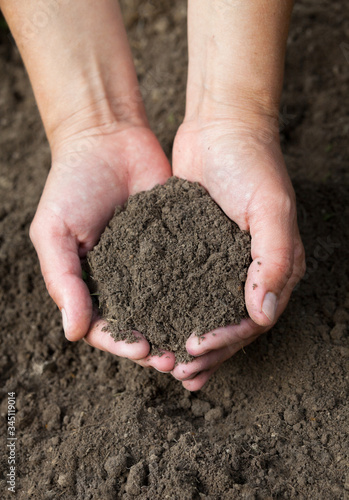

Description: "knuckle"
286 245 306 291
29 218 40 245
294 240 305 260
273 249 294 279
263 188 295 219
44 275 58 299
278 192 296 219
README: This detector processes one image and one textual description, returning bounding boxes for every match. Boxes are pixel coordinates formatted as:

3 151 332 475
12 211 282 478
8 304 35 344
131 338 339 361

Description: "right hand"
2 0 176 371
30 121 176 372
171 115 305 390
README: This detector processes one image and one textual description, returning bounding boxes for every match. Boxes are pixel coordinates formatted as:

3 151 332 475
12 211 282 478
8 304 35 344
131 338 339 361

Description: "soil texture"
0 1 349 499
88 177 251 363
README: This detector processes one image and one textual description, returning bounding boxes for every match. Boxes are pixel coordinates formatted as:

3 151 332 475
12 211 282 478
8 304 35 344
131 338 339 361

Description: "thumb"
30 211 92 341
126 128 172 194
244 195 296 327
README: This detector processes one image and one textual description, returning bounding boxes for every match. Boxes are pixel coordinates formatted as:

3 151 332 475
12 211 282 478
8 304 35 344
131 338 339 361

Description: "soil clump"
88 177 251 362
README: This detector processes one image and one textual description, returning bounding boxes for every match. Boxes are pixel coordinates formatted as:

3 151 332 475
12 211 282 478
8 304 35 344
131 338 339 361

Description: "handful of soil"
87 177 251 363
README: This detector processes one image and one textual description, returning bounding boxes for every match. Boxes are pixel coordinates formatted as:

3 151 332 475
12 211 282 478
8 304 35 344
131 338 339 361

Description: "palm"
173 121 292 224
42 126 170 254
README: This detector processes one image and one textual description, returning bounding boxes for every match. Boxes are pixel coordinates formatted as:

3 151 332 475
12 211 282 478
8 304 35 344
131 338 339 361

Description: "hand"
30 121 176 372
171 115 306 390
3 0 176 371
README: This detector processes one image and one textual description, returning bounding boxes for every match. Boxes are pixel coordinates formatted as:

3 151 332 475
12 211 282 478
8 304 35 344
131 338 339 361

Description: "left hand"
170 115 305 390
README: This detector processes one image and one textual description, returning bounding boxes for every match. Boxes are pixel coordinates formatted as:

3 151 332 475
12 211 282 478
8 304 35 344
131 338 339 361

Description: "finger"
84 317 150 360
172 343 243 381
186 318 265 357
126 128 172 194
30 211 92 341
135 351 176 372
84 315 176 369
245 189 298 327
182 366 221 392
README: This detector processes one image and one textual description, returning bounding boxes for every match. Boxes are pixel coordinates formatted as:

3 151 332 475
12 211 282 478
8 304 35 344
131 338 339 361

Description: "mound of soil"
88 177 251 362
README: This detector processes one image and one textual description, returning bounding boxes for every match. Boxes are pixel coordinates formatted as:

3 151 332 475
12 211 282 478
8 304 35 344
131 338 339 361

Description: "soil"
0 1 349 499
87 177 251 363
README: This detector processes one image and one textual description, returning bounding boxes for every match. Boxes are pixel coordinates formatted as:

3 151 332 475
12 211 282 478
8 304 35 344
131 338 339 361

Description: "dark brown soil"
1 1 349 499
88 177 251 363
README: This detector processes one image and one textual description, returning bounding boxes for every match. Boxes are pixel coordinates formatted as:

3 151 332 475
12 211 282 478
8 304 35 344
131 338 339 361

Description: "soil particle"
283 406 304 426
191 398 211 417
57 474 71 488
330 323 347 341
125 460 146 496
178 394 192 410
204 407 224 423
344 473 349 491
88 177 251 362
42 403 61 431
333 307 349 324
104 448 128 478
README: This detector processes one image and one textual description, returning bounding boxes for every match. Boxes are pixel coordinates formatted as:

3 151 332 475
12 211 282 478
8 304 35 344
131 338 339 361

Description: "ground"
0 1 348 499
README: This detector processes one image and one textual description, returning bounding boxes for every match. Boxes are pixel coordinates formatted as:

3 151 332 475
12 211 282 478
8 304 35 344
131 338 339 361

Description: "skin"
1 0 305 390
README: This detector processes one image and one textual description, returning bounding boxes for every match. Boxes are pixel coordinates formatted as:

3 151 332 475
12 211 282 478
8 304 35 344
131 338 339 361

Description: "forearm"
186 0 294 121
0 0 145 145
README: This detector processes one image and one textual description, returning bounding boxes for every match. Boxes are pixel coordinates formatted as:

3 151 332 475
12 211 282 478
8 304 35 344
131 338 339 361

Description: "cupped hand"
171 116 306 390
30 122 175 372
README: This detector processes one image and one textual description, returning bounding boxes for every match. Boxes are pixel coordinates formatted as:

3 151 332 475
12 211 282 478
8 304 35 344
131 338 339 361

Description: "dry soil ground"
0 1 348 499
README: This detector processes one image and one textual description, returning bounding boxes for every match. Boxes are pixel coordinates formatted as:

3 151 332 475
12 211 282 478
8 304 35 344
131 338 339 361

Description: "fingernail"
156 369 170 374
262 292 278 322
61 308 68 334
188 332 206 348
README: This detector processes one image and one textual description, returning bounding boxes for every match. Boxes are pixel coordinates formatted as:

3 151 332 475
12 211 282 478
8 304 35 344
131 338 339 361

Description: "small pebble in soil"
330 323 347 341
125 461 146 496
283 406 304 426
191 399 211 417
205 407 224 423
104 448 128 477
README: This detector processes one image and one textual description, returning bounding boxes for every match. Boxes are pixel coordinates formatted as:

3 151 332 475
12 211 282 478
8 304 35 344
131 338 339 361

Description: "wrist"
2 0 148 146
183 87 281 149
45 76 148 148
185 0 293 128
185 82 280 123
